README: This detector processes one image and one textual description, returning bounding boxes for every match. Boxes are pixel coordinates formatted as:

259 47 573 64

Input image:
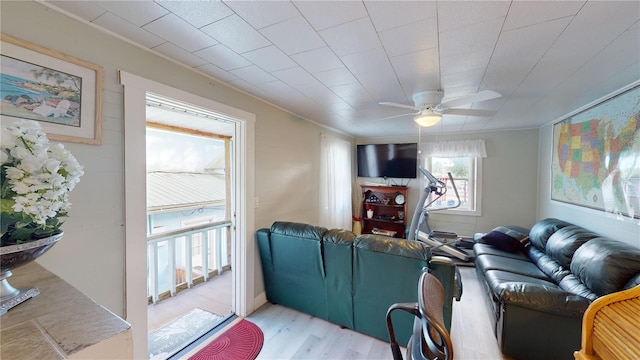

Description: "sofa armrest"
496 282 591 317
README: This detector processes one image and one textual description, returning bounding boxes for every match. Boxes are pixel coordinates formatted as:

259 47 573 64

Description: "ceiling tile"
291 46 342 73
355 71 406 103
440 69 485 91
143 14 218 52
292 81 345 105
314 67 358 87
93 12 165 48
437 1 510 33
439 17 504 59
545 26 640 116
483 17 572 97
272 67 317 87
293 1 367 31
331 86 375 109
517 1 640 100
193 44 251 71
503 1 585 31
242 45 297 72
390 48 440 94
152 42 208 68
93 0 169 27
256 81 306 102
155 0 233 28
195 63 238 82
39 0 640 138
223 1 300 29
365 1 436 32
260 16 326 55
229 65 277 84
340 47 393 75
201 15 271 54
440 51 492 77
47 1 107 21
379 19 438 57
319 17 381 56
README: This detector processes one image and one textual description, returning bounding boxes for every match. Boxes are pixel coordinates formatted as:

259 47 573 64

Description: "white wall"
1 1 350 316
357 128 540 236
538 122 640 247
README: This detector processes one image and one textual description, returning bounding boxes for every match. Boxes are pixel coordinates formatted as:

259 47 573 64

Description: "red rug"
189 319 263 360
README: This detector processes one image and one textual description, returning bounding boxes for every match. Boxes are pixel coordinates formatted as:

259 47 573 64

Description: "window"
423 140 486 216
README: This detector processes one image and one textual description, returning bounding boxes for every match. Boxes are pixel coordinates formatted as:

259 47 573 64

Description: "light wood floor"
151 266 508 359
247 267 508 360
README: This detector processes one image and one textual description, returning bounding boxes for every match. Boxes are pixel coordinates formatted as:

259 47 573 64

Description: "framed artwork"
0 33 103 145
551 83 640 219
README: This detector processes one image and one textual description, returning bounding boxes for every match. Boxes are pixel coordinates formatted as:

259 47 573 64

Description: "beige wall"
1 1 351 316
357 128 540 236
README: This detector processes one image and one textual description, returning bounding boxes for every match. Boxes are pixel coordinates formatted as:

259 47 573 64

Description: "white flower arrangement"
1 120 84 245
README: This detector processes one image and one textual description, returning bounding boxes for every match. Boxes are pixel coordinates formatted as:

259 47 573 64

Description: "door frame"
120 71 255 359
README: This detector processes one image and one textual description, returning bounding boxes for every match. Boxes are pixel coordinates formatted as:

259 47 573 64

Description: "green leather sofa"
256 221 461 345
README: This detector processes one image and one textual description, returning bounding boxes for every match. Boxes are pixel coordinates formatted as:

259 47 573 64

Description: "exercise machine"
407 167 473 261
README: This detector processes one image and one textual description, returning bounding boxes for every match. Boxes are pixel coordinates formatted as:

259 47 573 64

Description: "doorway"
120 71 256 360
144 99 235 359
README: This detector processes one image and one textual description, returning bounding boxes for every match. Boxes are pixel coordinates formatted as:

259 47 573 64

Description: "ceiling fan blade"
372 112 420 121
379 102 419 111
440 90 501 108
440 108 496 117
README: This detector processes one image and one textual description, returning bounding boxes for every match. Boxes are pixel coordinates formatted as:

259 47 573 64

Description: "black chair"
386 271 454 360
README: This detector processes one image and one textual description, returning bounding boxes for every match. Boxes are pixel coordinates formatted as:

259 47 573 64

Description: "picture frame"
551 83 640 219
0 33 103 145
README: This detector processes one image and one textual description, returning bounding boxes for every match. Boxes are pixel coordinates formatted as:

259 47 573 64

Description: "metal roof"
147 171 226 213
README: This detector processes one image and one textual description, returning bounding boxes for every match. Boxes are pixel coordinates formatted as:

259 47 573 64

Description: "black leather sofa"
474 218 640 360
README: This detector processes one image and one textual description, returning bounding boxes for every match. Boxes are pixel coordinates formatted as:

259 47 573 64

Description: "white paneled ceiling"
45 1 640 138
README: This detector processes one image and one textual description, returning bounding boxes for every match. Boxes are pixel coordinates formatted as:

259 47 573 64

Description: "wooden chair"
574 285 640 360
386 271 454 360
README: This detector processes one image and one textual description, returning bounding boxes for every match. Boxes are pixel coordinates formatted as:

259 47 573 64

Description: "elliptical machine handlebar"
407 167 461 241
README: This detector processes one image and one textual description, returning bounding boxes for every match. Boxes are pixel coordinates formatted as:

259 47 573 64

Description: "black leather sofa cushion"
558 274 598 300
545 226 600 267
476 255 550 280
323 228 357 245
271 221 327 239
484 269 557 291
528 218 573 251
496 282 591 317
474 243 530 261
626 273 640 289
531 252 571 283
354 234 430 260
571 237 640 296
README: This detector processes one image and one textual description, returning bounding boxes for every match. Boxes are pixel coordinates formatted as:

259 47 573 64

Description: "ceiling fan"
378 90 501 127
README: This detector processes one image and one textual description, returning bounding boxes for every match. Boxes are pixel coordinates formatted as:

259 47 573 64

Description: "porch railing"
147 221 233 304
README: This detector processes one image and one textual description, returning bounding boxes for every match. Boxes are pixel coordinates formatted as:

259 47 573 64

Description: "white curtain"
422 139 487 157
319 133 352 230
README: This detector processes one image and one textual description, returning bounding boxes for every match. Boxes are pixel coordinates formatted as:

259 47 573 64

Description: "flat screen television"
357 143 418 178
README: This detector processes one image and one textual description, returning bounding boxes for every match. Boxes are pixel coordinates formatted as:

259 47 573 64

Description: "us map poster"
552 84 640 219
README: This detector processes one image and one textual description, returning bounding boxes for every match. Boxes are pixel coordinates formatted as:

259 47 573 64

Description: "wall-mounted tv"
357 143 418 178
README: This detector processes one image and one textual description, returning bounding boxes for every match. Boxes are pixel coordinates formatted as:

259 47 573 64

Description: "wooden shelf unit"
361 185 408 239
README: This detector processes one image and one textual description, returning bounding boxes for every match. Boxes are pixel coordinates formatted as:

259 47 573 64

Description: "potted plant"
1 119 84 314
365 204 375 219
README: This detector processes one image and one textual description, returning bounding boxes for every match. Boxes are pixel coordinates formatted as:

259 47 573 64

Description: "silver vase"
0 232 63 315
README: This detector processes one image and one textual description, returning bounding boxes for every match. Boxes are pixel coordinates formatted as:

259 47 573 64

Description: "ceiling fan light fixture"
414 111 442 127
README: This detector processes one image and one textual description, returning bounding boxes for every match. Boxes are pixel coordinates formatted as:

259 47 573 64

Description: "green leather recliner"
257 221 461 345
